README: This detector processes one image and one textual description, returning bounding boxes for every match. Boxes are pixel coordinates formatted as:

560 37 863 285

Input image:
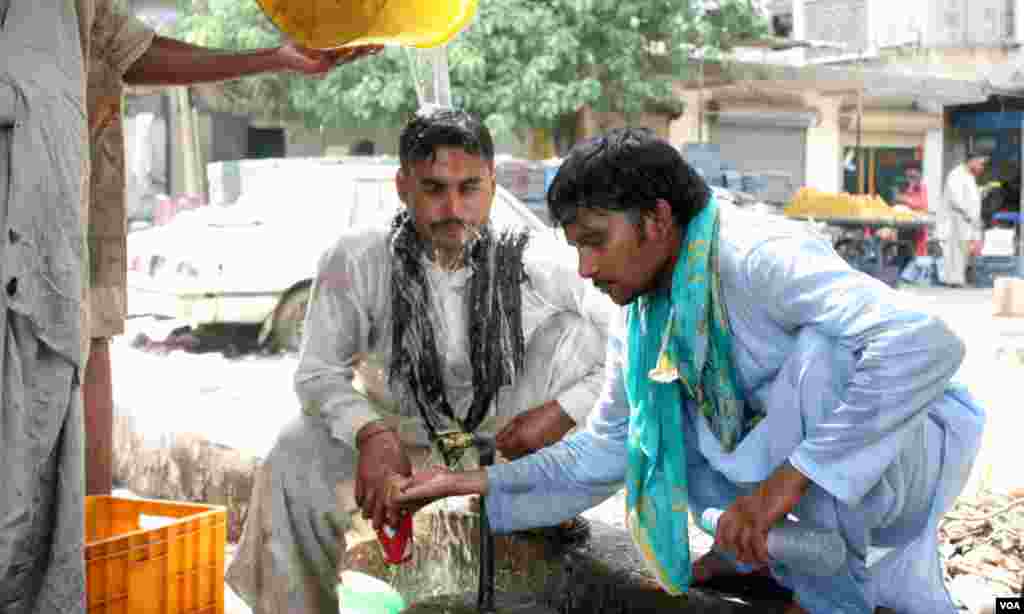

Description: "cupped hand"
277 42 383 76
390 466 489 515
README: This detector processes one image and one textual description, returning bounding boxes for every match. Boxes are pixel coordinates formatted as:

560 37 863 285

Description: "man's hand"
354 423 412 532
495 401 576 460
714 462 810 567
390 467 489 515
126 37 384 87
275 42 382 76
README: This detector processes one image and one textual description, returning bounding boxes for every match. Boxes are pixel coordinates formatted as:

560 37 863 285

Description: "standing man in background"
939 152 988 287
1 2 378 610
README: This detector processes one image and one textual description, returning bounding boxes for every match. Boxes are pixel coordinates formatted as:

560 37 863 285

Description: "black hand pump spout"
473 435 497 613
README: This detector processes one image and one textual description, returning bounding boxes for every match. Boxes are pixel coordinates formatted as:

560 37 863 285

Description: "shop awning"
678 61 994 108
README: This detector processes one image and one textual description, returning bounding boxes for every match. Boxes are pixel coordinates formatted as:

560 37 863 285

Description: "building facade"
669 0 1024 205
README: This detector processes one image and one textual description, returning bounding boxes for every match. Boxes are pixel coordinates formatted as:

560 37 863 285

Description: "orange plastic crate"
84 496 226 614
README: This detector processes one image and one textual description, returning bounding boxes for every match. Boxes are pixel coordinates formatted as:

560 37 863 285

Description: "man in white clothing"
940 152 988 286
226 107 613 613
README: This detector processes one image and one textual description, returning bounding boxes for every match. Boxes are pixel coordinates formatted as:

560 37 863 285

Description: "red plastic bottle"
377 513 413 565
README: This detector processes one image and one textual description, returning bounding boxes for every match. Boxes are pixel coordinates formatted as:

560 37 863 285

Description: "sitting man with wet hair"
226 107 614 613
395 128 986 614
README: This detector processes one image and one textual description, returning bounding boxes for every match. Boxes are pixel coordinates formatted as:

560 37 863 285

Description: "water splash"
403 592 554 613
407 46 453 109
343 504 559 606
343 510 743 613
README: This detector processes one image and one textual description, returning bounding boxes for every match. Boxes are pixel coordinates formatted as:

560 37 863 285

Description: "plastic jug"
255 0 479 50
337 570 407 614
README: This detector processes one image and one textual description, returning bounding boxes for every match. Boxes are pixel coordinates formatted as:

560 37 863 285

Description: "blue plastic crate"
971 256 1023 288
723 170 743 191
741 173 768 194
992 212 1021 225
682 143 724 187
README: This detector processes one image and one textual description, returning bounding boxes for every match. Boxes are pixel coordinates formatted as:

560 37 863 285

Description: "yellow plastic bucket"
255 0 479 50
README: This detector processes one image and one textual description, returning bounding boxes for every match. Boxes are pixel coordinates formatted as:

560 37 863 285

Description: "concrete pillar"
865 0 883 51
791 0 807 65
792 0 806 39
1016 0 1024 46
803 95 843 193
175 87 203 197
667 89 706 147
924 127 944 213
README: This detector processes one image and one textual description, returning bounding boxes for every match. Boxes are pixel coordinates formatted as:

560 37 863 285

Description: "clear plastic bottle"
700 508 848 577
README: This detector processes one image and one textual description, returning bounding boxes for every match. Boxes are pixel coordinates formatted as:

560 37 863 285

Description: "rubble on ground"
942 489 1024 612
113 413 259 542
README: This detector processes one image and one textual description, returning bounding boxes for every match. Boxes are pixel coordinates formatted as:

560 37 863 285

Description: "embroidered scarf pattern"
623 197 760 595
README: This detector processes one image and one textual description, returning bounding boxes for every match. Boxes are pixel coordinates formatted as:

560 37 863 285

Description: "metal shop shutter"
710 111 809 204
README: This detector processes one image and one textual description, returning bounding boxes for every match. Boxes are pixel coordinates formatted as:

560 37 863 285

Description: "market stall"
785 188 935 286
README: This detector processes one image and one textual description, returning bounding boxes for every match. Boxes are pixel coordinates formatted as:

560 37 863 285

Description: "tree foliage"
175 0 767 138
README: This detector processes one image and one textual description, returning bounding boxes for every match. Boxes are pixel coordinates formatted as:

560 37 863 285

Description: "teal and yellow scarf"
623 197 761 594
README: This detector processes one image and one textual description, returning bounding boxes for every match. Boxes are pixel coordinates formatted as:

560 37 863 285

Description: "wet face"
397 146 496 266
905 168 922 184
563 203 679 306
967 157 989 177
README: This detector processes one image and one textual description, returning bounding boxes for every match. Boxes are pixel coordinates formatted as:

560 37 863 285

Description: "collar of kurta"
421 256 473 291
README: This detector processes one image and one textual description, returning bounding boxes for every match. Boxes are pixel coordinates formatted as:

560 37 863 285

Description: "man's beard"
426 219 484 269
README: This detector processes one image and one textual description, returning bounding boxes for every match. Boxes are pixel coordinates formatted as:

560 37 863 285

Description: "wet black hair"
547 127 710 228
398 106 495 168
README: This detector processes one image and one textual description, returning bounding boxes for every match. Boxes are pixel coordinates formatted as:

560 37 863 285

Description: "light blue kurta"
484 206 985 614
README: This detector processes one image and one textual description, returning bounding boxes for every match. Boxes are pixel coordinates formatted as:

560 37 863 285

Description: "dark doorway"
247 127 286 159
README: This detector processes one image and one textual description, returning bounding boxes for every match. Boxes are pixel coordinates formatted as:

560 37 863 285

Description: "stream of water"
407 46 453 108
367 47 559 614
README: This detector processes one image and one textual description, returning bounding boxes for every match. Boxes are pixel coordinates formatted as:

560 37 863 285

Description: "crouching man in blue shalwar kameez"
392 128 986 614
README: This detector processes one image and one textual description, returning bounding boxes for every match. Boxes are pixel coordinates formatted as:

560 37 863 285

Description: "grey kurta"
0 2 88 612
226 228 614 613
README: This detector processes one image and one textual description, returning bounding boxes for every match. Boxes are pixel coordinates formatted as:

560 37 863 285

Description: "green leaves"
174 0 765 138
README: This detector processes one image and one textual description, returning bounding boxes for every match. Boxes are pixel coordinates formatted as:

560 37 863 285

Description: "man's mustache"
430 219 468 231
